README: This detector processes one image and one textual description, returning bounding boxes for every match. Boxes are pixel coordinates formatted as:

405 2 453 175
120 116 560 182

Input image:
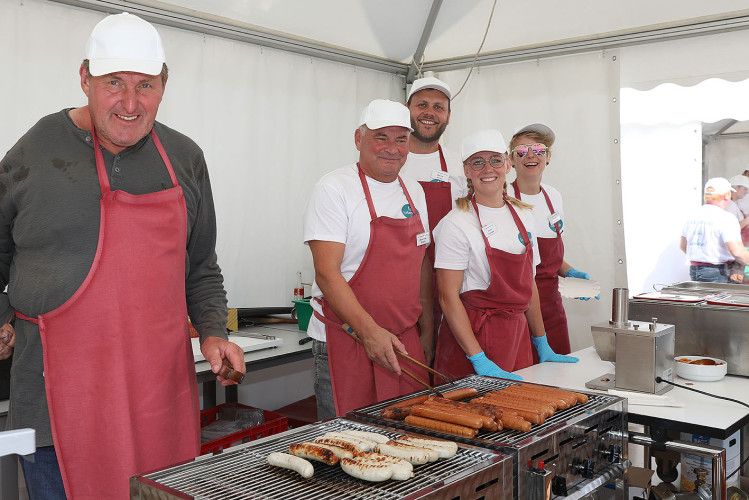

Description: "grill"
130 418 514 499
347 376 630 499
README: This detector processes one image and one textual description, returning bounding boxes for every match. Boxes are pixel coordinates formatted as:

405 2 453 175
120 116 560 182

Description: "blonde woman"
433 130 577 381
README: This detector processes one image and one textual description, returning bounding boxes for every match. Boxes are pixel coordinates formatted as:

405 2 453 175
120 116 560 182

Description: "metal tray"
705 292 749 307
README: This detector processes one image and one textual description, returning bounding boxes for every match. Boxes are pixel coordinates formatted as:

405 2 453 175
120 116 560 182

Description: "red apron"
417 146 453 342
315 165 429 416
17 129 199 499
740 209 749 247
512 182 571 358
434 196 534 380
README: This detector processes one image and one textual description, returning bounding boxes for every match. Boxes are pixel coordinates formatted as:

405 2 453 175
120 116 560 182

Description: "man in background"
680 178 749 283
401 76 467 348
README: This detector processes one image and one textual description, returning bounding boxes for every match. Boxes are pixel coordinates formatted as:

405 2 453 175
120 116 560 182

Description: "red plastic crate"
200 403 288 455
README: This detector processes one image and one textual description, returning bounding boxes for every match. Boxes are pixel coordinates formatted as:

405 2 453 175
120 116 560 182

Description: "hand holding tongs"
341 323 454 398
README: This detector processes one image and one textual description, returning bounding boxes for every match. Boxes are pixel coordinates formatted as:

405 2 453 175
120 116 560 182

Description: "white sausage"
289 443 339 465
340 430 390 444
309 441 354 459
382 440 439 462
395 436 458 458
376 442 431 465
357 451 413 480
322 432 376 452
313 437 363 455
267 452 314 479
340 457 394 482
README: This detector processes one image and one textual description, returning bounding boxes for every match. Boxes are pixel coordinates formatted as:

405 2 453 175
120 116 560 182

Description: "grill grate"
132 418 512 500
348 375 620 447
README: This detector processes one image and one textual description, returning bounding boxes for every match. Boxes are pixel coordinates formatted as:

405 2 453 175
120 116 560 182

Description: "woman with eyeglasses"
432 130 578 381
509 123 595 360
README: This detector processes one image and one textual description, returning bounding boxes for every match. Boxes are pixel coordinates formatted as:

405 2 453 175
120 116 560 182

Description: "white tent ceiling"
56 0 749 77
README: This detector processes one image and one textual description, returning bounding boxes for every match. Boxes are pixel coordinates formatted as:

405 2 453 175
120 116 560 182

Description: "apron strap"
14 310 39 324
471 195 531 249
90 122 178 193
356 164 419 221
437 145 448 173
540 186 561 236
511 180 521 199
511 181 561 237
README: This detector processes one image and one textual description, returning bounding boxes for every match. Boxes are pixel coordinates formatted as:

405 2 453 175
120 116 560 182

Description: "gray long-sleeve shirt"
0 109 228 445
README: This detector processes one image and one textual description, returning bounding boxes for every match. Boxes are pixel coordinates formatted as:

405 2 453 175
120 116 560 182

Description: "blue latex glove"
564 268 599 300
532 335 579 363
565 268 589 280
467 351 522 380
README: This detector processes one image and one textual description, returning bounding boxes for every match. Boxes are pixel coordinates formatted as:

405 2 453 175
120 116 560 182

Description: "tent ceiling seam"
406 0 443 84
47 0 749 76
422 14 749 72
49 0 409 74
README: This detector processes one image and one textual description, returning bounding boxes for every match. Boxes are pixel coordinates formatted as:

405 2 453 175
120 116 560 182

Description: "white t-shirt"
433 202 540 294
681 204 742 264
725 200 744 221
400 146 468 209
510 183 565 239
303 164 430 341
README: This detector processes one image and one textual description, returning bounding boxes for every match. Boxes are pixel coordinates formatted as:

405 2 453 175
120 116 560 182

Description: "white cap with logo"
85 12 165 76
407 76 452 102
461 130 508 161
704 177 736 194
359 99 413 131
729 174 749 189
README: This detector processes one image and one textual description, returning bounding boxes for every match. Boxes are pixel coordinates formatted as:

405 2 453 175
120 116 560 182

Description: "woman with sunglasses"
509 123 594 360
432 130 578 381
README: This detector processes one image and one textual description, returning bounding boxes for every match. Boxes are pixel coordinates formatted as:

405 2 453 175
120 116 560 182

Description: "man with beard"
401 76 467 349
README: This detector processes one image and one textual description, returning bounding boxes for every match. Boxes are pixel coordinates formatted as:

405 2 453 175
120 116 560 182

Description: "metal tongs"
341 323 454 399
229 330 277 341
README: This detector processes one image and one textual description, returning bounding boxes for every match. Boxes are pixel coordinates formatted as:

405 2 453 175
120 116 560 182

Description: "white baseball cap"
461 130 508 161
85 12 166 76
407 76 452 101
729 174 749 189
704 177 735 194
359 99 412 131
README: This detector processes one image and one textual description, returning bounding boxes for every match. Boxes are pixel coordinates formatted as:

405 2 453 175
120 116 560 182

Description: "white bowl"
674 356 728 382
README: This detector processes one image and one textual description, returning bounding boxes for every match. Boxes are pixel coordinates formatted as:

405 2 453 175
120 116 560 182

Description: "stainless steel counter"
629 281 749 376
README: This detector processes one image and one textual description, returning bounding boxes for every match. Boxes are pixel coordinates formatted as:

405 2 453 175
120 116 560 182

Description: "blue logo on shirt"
518 231 533 246
402 204 418 217
549 219 564 231
429 178 441 183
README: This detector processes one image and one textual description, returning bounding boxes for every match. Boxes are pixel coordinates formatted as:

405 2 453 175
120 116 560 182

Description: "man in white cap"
401 76 467 344
0 12 244 498
680 177 749 282
303 99 433 419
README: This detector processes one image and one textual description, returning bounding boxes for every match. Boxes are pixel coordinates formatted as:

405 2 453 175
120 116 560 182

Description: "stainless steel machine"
588 288 676 395
628 281 749 376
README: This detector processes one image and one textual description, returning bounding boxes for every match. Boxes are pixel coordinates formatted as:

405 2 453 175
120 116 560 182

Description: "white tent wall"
0 0 404 310
434 50 624 352
618 28 749 295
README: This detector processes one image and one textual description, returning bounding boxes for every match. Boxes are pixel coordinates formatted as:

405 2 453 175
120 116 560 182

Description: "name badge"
548 213 561 225
482 222 498 238
416 232 430 246
430 170 450 183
